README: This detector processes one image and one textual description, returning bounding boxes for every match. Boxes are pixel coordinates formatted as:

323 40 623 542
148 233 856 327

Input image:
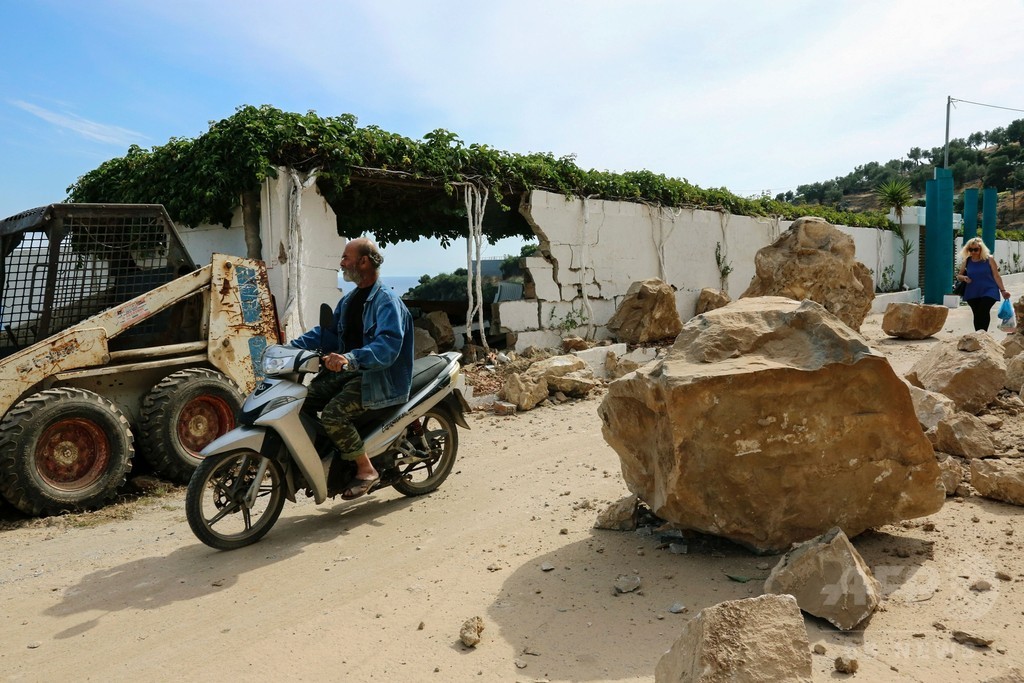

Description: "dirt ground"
3 290 1024 683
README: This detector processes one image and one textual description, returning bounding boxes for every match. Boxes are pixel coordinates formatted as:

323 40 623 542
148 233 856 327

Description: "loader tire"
0 388 134 516
140 369 243 483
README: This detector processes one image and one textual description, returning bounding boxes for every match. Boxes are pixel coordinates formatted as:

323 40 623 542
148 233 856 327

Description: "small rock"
996 571 1012 581
834 655 859 674
812 644 826 655
127 475 164 493
952 630 993 647
668 543 688 554
459 617 485 647
614 574 642 594
486 563 502 572
668 602 687 614
933 621 947 631
970 579 993 592
27 641 41 649
540 563 555 572
492 401 517 416
513 659 527 669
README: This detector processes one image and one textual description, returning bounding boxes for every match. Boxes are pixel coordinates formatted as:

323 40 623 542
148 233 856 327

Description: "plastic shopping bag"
998 298 1014 321
999 318 1017 333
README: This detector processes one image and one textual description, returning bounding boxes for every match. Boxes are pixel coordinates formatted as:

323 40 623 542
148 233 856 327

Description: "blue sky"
2 0 1023 276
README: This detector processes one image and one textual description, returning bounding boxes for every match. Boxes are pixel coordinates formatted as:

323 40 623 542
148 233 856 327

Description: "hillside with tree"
782 117 1024 233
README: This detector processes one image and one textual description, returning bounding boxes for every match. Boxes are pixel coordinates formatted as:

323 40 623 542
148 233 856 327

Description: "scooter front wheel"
186 449 286 550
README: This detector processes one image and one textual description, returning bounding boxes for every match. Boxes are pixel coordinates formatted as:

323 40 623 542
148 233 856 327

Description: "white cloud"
11 101 148 147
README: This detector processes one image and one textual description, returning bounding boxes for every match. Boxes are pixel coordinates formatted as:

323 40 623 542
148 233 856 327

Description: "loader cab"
0 203 199 359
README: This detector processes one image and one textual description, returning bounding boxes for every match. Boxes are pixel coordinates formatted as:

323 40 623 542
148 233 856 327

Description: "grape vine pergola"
67 105 890 346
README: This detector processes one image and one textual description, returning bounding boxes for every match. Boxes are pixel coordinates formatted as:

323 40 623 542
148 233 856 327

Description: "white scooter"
185 305 470 550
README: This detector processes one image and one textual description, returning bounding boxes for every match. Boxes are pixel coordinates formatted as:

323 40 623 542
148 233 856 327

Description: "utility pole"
943 95 953 168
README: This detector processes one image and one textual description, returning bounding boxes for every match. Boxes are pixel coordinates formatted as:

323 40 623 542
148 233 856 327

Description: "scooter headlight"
263 354 292 375
261 345 304 376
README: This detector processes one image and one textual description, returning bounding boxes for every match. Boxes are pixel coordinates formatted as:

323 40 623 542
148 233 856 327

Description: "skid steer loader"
0 203 279 516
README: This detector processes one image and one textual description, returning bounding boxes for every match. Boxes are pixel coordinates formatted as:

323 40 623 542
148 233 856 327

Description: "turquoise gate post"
923 169 954 304
963 188 979 243
982 187 998 254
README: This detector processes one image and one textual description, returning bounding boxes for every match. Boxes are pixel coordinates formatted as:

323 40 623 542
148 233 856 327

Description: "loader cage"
0 204 197 359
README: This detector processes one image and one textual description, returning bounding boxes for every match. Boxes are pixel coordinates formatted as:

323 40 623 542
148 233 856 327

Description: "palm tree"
875 178 915 289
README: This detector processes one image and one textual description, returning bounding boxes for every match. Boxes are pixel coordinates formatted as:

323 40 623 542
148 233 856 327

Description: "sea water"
335 271 422 298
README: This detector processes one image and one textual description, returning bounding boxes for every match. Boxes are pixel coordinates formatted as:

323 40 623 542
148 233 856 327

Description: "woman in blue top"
956 237 1010 331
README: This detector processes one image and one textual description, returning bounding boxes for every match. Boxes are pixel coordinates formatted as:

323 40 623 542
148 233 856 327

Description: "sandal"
341 475 380 501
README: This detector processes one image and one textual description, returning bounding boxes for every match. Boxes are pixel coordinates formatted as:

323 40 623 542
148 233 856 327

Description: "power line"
950 97 1024 115
944 95 1024 168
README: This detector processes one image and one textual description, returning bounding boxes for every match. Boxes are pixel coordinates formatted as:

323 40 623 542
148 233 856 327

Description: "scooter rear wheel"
186 449 285 550
393 408 458 496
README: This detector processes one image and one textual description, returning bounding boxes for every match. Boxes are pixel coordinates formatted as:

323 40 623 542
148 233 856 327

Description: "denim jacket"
290 280 414 409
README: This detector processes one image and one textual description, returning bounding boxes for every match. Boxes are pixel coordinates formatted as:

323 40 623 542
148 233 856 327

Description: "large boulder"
971 459 1024 506
415 311 455 351
654 594 812 683
906 333 1007 414
1006 354 1024 393
694 287 731 316
740 216 874 331
882 302 948 339
907 383 957 431
1003 333 1024 359
526 355 597 397
933 412 996 459
503 373 548 411
764 527 881 631
413 327 438 358
606 278 682 344
937 454 966 495
598 297 944 553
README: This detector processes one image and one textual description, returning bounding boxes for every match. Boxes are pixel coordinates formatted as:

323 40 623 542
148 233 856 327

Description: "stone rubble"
654 594 813 683
763 527 881 631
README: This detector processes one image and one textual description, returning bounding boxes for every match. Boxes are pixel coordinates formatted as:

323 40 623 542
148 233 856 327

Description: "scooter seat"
410 354 448 394
351 354 450 433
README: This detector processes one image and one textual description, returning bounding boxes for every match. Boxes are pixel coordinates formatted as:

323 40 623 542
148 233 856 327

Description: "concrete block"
513 329 564 353
496 300 540 332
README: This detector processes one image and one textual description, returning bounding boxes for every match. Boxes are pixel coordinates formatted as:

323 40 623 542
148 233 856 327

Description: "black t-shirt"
342 285 371 352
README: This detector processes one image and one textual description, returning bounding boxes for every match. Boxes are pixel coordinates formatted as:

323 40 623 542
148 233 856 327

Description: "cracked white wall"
175 169 342 342
499 190 910 351
172 181 928 352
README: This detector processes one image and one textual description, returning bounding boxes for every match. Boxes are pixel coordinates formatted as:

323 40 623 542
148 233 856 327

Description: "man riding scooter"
289 237 414 500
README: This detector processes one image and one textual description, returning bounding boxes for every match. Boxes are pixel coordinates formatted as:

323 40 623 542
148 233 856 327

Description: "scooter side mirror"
320 303 334 331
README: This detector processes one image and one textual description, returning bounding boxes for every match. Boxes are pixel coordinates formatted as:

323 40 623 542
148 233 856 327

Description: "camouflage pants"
303 371 367 460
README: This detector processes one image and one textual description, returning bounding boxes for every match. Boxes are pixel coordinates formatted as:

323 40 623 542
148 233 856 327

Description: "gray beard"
342 268 363 285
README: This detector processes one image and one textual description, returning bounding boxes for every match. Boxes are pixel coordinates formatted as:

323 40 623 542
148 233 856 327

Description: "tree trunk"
241 190 262 260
